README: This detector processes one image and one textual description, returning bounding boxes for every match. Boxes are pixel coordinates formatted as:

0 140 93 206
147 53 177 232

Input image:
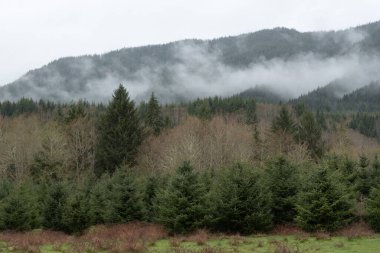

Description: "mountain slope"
2 21 380 102
291 82 380 112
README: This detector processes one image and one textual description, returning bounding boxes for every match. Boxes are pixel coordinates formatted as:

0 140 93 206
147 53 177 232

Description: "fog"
2 26 380 103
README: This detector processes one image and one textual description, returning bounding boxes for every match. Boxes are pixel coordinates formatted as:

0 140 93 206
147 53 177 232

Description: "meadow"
0 223 378 253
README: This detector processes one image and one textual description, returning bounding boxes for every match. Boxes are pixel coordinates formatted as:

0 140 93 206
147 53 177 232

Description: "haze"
1 0 380 86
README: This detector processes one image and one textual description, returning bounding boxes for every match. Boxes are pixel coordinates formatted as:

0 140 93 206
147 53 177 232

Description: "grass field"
0 223 378 253
148 235 380 253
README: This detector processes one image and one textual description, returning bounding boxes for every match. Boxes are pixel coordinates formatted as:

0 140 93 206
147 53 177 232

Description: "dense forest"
0 84 380 236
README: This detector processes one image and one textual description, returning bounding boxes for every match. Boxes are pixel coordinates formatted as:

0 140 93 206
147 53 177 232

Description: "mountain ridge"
2 21 380 103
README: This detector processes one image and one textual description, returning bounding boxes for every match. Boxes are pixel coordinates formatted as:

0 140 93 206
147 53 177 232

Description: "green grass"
0 235 379 252
148 235 380 253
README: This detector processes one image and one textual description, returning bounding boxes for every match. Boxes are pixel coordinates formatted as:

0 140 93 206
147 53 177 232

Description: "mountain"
237 86 286 103
2 21 380 102
340 82 380 112
290 81 348 111
291 82 380 112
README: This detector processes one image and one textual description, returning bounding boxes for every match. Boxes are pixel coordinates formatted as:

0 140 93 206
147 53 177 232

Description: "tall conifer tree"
95 84 143 175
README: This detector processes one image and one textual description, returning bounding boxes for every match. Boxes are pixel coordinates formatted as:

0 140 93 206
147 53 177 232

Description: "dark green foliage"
187 96 256 122
293 103 306 117
43 183 67 231
156 162 207 234
0 183 41 231
62 190 90 234
108 169 144 223
265 157 299 224
296 111 325 159
211 164 273 234
95 84 143 175
340 82 380 112
355 155 373 197
142 176 160 222
292 82 380 113
348 113 378 138
316 110 328 130
145 93 164 135
291 82 345 112
271 106 295 133
88 175 113 225
31 151 62 182
366 187 380 232
0 98 38 117
296 167 354 232
63 100 88 123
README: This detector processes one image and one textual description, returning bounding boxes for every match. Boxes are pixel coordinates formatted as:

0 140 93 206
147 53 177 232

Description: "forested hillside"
2 21 380 103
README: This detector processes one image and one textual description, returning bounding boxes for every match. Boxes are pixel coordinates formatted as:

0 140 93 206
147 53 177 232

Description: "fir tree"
145 93 163 135
95 84 143 175
62 190 90 234
296 167 354 232
211 164 273 234
108 169 144 223
88 175 113 225
156 161 207 234
296 111 325 159
366 187 380 232
142 176 160 222
245 100 257 124
265 157 299 224
0 184 41 231
271 106 295 133
43 182 67 231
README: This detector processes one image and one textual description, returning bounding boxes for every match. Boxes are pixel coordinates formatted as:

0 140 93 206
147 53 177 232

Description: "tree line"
1 84 380 236
2 155 380 234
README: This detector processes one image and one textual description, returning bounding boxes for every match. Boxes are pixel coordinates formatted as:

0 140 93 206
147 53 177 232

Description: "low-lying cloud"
2 29 380 103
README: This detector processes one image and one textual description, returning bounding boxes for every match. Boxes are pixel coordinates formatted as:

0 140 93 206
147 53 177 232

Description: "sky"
1 0 380 85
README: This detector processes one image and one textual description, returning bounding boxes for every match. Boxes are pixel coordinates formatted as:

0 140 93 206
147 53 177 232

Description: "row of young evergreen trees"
1 155 380 234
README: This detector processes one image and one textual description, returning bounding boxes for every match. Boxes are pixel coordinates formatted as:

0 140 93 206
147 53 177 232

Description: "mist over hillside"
2 21 380 103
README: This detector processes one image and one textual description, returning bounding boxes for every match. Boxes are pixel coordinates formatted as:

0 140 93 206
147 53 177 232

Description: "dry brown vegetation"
0 230 69 253
336 221 374 239
270 240 301 253
0 223 166 253
137 113 312 173
271 225 308 236
328 121 380 159
0 115 96 181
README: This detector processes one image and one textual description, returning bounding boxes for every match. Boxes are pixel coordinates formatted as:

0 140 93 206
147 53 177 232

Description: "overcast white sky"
1 0 380 85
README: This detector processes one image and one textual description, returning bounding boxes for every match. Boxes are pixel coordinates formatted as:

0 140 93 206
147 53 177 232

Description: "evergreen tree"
0 184 41 231
296 111 325 159
211 164 273 234
145 93 163 135
265 157 299 224
142 176 160 222
355 155 373 197
156 161 207 234
245 100 257 124
271 106 295 133
296 167 354 232
366 187 380 232
62 190 90 234
88 175 113 225
108 169 144 223
95 84 143 175
43 182 67 231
